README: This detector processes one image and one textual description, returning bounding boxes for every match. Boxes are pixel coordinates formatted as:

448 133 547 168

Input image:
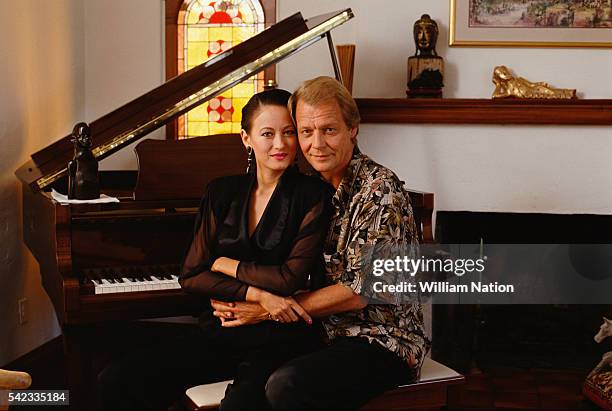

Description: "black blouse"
180 168 333 302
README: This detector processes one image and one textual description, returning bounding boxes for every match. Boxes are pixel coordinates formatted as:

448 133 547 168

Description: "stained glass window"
178 0 265 138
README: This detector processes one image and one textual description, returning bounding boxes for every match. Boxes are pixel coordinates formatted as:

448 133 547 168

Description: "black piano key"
83 269 100 285
122 268 131 277
84 274 101 285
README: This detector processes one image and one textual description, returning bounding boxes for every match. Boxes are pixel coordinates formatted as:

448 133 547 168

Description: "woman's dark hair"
240 88 292 133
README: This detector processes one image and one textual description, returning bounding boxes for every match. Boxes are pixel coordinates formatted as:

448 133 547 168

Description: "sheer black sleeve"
235 188 333 296
179 186 249 301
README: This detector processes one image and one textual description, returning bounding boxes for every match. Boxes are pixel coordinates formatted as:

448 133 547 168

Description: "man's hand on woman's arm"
211 283 367 327
210 286 314 327
245 287 312 324
292 284 368 317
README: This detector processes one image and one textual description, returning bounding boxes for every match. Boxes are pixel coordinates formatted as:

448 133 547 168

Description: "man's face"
295 99 357 187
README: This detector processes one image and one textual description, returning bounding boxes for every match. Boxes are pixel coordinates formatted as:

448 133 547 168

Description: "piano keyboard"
83 265 182 295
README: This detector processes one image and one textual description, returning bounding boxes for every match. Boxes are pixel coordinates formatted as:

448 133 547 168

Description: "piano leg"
63 325 96 411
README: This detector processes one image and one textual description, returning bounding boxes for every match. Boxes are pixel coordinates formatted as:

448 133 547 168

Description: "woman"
98 89 332 411
179 87 333 408
180 88 332 326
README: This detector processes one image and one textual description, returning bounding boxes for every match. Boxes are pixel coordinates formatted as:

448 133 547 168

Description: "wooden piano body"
21 136 248 326
15 9 434 410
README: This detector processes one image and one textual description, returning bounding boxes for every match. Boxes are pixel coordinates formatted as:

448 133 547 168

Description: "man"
212 76 430 410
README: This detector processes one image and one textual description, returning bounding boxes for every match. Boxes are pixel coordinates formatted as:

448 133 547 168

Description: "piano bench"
183 357 464 411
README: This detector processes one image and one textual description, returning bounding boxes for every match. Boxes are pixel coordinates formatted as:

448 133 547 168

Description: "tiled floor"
448 367 600 410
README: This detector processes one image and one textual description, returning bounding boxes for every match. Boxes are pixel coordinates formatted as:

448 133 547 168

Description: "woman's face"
241 104 297 174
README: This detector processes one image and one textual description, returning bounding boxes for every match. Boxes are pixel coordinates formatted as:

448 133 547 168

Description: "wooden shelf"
355 98 612 125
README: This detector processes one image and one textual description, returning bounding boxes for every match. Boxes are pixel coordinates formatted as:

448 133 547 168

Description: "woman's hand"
211 257 239 277
245 287 313 324
257 291 312 324
211 299 268 327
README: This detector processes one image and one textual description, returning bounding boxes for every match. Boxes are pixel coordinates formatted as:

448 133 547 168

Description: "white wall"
1 0 166 365
84 0 166 171
0 0 85 365
277 0 612 214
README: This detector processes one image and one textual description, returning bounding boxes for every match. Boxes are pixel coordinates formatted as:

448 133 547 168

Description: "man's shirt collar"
332 145 363 209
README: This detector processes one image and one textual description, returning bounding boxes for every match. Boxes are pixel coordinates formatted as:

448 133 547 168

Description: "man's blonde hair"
289 76 360 131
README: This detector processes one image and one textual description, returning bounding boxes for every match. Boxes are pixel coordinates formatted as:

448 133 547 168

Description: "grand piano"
16 8 433 410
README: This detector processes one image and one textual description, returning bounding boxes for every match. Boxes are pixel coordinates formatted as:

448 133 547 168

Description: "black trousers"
98 323 414 411
265 336 415 410
97 321 321 411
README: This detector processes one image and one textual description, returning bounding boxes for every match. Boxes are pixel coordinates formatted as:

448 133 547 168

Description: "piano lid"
16 9 354 191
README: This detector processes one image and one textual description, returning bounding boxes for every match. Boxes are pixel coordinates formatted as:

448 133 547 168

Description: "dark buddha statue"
407 14 444 98
414 14 439 57
67 122 100 200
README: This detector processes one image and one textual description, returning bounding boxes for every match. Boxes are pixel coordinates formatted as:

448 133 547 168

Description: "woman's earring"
246 146 254 174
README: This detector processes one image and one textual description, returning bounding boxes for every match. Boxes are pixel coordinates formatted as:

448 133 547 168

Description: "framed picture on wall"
450 0 612 47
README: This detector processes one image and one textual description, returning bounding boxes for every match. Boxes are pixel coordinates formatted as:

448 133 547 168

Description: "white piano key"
132 278 147 292
104 278 117 293
92 279 104 295
121 277 134 293
100 279 113 294
143 277 155 291
154 276 171 290
171 275 181 289
152 275 173 290
89 269 182 295
150 277 163 290
112 278 128 293
106 278 123 294
140 278 152 292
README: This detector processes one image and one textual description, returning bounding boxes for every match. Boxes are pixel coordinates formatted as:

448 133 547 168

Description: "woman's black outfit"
97 169 333 411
